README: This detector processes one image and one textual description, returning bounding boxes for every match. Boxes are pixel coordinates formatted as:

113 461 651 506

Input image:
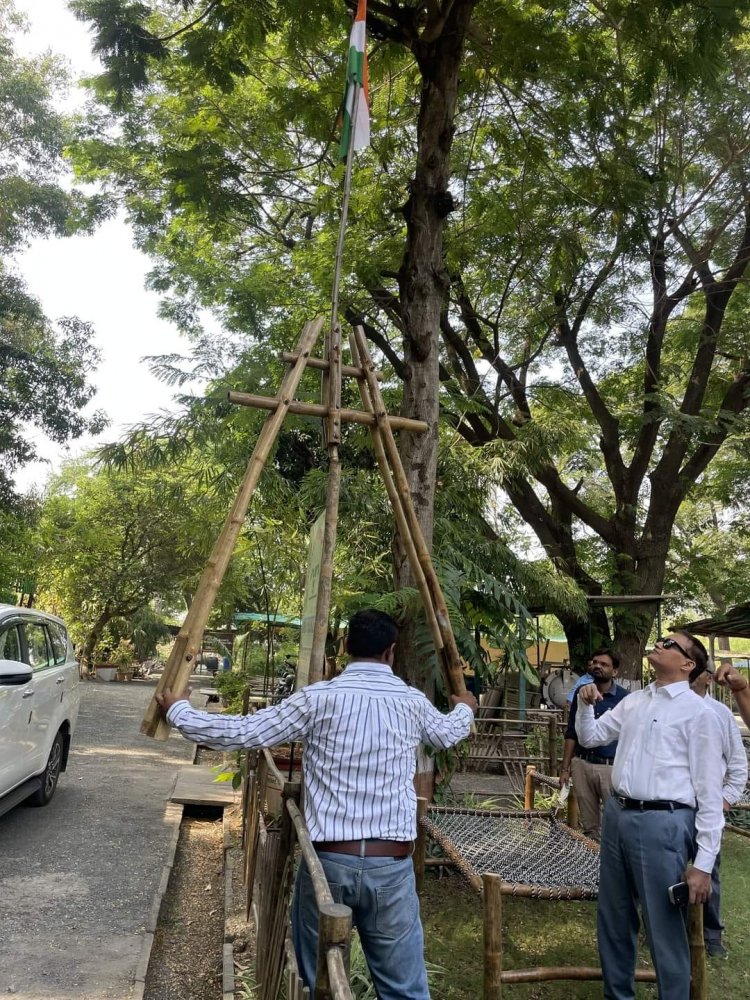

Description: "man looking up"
576 631 724 1000
156 609 477 1000
690 658 748 959
560 648 628 841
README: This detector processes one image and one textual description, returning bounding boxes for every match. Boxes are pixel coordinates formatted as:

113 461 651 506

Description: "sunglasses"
656 636 693 660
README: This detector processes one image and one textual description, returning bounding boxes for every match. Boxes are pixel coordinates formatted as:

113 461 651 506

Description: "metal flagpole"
309 82 362 684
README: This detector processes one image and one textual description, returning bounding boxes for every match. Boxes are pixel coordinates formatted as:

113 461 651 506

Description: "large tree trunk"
558 607 612 674
80 609 113 675
393 2 476 692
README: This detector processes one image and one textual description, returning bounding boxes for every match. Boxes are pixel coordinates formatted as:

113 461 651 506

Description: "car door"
0 623 35 794
21 620 60 776
46 619 80 735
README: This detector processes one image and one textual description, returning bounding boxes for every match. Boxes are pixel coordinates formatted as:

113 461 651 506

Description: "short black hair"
346 609 399 657
591 647 620 670
677 630 708 680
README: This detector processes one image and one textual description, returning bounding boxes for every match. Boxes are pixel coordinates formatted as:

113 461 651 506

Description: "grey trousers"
703 852 723 944
598 796 695 1000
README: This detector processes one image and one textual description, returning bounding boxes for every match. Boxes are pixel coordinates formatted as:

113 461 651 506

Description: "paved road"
0 679 196 999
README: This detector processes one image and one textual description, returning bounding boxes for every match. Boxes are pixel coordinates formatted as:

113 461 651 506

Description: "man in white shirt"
576 631 724 1000
690 658 748 959
156 609 477 999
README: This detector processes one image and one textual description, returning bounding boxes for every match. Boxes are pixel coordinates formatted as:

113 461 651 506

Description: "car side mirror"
0 659 33 685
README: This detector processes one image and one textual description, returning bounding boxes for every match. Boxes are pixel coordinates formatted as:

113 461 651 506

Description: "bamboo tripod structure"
141 316 467 738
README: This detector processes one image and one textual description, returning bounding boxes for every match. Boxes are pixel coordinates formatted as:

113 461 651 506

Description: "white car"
0 605 80 818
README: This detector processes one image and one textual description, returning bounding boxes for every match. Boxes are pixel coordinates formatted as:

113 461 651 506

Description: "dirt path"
0 679 194 999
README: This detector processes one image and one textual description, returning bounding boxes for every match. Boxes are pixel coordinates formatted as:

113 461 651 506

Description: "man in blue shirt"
560 648 628 841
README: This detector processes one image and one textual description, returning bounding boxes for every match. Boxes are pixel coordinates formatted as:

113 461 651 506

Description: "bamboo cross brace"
351 325 467 698
140 317 325 739
227 391 428 434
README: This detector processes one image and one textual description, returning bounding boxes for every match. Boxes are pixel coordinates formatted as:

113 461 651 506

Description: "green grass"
421 831 750 1000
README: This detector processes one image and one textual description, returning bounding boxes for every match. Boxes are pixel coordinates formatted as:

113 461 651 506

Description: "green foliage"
0 2 107 509
214 670 249 714
36 457 225 662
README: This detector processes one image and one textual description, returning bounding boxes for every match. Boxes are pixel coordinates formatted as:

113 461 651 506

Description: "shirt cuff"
693 849 717 874
453 702 474 721
166 700 191 725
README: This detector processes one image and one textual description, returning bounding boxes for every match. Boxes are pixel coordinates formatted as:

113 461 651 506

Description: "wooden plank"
170 766 238 807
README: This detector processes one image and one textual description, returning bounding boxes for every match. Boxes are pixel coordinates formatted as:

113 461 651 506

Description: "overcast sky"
12 1 201 491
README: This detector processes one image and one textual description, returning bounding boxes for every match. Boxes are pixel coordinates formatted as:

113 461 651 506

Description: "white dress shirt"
167 661 473 842
576 681 724 872
703 695 748 806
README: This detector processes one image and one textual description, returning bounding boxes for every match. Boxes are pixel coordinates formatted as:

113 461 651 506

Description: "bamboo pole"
688 904 707 1000
548 716 558 774
308 308 343 684
483 873 503 1000
351 325 467 698
227 391 428 434
524 766 536 811
348 333 446 662
280 351 382 380
141 317 324 738
315 903 353 1000
286 799 336 909
414 797 429 894
499 968 657 983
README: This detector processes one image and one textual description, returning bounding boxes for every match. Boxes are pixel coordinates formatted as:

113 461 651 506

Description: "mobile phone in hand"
668 881 689 907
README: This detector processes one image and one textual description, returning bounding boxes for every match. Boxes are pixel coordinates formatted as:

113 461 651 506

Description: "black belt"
314 839 412 858
613 793 693 811
575 749 615 766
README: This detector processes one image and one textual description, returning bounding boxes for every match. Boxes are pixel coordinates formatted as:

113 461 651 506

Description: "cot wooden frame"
415 769 708 999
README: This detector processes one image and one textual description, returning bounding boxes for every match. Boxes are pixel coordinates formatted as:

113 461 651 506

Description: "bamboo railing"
463 712 564 786
242 749 353 1000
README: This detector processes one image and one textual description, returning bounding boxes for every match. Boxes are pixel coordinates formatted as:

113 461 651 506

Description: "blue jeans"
598 796 695 1000
291 852 430 999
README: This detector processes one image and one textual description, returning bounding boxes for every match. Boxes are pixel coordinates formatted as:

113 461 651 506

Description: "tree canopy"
69 0 750 674
0 1 105 513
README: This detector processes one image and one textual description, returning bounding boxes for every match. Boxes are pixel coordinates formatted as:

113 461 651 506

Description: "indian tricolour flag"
339 0 370 159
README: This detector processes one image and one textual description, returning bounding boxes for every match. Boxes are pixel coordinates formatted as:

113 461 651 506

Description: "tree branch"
555 290 625 492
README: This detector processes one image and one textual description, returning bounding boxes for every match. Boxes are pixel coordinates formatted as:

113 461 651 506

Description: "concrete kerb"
132 799 185 1000
131 741 199 1000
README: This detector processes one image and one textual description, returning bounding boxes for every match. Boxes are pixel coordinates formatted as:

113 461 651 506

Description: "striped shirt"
167 661 473 841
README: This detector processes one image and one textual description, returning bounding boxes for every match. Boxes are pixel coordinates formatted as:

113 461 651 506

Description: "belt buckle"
359 838 367 858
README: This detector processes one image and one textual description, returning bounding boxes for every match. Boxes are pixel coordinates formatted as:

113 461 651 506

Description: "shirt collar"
343 661 394 675
647 679 690 699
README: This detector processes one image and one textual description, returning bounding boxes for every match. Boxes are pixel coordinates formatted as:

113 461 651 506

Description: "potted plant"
110 639 136 681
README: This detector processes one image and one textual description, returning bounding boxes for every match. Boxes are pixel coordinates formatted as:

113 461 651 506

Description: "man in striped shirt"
157 609 477 999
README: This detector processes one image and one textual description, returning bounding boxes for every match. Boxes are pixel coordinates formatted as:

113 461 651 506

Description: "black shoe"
705 941 728 960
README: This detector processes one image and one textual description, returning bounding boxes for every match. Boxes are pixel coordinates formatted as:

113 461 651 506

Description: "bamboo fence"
241 749 353 1000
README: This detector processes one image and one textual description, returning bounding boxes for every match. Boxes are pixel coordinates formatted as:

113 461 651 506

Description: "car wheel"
28 731 64 807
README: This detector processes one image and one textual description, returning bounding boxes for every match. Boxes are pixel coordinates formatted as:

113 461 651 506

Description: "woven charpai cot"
422 806 601 899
